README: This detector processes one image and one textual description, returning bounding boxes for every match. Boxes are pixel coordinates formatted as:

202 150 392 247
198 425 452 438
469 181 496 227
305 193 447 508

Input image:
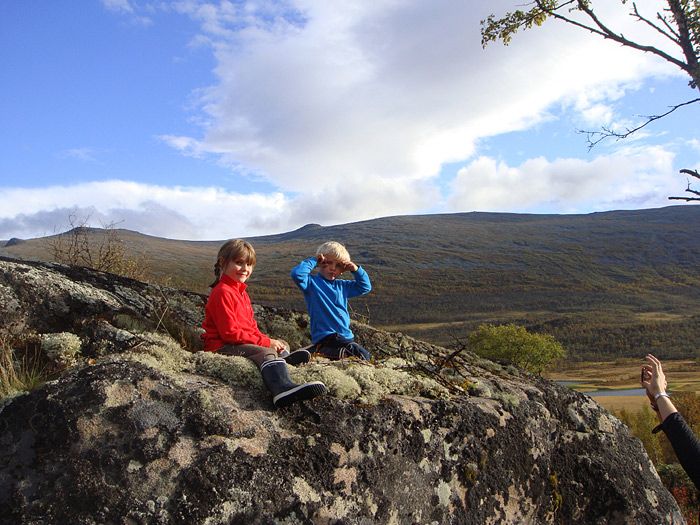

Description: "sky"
1 0 699 241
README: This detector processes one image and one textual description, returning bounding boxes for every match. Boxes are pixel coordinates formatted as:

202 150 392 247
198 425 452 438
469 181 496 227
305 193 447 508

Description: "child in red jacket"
202 239 326 408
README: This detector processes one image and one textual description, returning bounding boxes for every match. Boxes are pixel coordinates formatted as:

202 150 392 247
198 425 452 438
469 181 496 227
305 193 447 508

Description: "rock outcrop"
3 238 24 247
0 256 684 524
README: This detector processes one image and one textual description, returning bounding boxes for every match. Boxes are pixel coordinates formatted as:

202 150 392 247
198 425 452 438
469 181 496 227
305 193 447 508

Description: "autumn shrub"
617 405 665 465
615 396 700 524
657 464 700 524
50 213 149 280
468 323 565 374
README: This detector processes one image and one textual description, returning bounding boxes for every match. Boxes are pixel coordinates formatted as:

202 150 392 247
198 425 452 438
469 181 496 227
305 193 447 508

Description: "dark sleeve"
654 412 700 491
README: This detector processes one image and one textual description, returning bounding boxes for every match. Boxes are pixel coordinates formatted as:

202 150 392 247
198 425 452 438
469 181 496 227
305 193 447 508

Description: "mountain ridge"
2 205 699 359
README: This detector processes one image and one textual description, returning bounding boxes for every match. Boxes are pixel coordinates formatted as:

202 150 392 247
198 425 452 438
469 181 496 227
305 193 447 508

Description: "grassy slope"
3 206 700 360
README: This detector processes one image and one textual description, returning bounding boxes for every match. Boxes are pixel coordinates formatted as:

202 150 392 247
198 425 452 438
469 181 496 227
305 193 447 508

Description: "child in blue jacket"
290 241 372 360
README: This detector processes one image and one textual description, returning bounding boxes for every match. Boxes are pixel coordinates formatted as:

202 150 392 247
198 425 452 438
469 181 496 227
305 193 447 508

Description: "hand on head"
342 260 358 272
316 254 357 274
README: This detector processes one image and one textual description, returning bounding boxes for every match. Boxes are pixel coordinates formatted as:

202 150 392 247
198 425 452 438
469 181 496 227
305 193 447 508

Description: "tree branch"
584 1 689 72
656 7 682 42
667 0 700 88
631 2 681 46
529 0 693 78
669 169 700 201
668 196 700 201
680 169 700 180
579 98 700 149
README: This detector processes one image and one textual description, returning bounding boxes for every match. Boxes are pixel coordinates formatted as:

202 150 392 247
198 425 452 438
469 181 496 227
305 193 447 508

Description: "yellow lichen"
291 360 449 404
193 352 264 390
290 364 362 399
41 332 82 366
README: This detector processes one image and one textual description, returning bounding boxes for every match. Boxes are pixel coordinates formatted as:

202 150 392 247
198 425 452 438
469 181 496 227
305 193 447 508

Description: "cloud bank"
3 0 696 240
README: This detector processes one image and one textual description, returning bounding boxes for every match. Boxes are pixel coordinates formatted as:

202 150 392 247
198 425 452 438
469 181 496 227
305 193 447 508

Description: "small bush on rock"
469 324 565 375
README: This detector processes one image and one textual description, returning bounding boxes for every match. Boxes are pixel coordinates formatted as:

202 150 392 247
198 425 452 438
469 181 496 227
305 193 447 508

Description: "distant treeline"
378 312 700 361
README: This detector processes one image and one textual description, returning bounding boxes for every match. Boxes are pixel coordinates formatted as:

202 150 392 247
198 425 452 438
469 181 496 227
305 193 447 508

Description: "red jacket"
201 274 271 351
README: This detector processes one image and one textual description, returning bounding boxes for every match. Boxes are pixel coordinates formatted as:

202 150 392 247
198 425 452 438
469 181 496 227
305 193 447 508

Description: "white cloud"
163 1 680 195
0 178 438 240
30 1 692 241
101 0 152 25
101 0 134 14
58 148 100 162
448 146 679 213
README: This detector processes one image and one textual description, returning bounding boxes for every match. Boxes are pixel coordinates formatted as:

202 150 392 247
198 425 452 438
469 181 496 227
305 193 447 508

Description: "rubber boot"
283 348 312 366
260 359 326 408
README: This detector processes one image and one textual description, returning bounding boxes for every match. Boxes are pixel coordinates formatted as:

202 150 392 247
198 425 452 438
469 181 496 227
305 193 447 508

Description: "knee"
262 350 278 362
348 343 371 360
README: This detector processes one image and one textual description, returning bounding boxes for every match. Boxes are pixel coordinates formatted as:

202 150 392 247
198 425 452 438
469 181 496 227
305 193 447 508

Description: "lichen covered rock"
0 256 685 524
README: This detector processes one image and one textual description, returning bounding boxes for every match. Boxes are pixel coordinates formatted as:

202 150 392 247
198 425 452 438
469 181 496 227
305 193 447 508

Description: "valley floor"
545 358 700 412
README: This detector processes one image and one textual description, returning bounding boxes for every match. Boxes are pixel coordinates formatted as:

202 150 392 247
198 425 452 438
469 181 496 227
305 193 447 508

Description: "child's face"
318 256 345 280
224 258 254 283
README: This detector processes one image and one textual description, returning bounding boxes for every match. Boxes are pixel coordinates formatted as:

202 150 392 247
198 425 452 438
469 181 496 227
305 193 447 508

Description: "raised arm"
290 256 317 291
642 354 700 490
346 265 371 297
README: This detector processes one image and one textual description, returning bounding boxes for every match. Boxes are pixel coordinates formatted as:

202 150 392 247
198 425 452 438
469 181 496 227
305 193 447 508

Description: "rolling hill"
3 205 700 360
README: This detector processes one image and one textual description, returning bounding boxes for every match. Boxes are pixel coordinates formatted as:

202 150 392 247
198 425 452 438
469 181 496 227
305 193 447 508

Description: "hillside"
3 205 700 360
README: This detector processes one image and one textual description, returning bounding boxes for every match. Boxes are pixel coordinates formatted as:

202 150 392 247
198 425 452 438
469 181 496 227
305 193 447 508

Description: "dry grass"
592 395 649 413
0 336 48 399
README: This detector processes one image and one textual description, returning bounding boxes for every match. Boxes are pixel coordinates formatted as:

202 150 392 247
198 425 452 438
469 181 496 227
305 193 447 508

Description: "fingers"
641 354 669 397
645 353 662 370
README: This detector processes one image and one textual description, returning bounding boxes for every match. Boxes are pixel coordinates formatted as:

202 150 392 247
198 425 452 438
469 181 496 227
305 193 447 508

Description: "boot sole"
283 349 312 366
273 381 327 408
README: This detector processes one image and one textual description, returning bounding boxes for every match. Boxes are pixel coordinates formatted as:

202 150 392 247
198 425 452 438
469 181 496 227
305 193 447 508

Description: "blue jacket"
290 257 372 343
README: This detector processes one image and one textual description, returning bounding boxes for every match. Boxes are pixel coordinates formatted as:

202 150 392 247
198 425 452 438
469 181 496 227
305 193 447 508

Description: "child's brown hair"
210 239 257 287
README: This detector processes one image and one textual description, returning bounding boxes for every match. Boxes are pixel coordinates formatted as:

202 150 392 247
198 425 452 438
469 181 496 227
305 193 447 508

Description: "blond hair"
210 239 257 287
315 241 350 261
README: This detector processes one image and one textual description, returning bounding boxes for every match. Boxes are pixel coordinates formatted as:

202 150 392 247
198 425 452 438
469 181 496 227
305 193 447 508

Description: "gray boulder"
0 256 684 524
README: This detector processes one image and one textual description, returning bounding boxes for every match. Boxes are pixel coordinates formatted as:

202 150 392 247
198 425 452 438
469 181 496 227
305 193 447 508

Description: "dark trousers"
315 334 371 361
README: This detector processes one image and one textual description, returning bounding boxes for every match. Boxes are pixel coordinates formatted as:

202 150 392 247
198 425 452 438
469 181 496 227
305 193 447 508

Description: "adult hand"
641 354 667 398
641 353 678 422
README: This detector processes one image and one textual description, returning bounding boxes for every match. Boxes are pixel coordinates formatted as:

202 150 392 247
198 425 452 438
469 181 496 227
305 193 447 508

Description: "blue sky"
1 0 699 240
